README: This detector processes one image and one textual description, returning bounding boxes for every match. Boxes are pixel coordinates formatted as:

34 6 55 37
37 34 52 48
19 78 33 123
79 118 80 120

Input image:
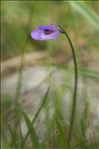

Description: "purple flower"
31 25 60 40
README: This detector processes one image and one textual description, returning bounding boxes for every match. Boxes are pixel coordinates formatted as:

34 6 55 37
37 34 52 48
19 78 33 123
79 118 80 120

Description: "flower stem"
58 26 78 145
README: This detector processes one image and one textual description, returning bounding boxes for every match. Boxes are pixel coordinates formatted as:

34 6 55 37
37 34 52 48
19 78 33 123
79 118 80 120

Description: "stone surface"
1 66 99 141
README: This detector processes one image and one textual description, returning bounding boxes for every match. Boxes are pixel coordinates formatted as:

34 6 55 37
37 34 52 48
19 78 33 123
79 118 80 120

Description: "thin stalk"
15 6 34 103
21 87 50 149
14 6 34 148
58 26 78 145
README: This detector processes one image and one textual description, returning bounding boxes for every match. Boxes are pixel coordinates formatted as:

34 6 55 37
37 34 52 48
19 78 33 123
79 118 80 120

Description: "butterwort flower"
31 24 60 40
31 24 78 145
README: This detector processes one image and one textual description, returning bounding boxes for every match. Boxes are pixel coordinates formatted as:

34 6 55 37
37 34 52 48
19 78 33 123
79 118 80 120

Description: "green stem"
15 6 34 103
21 87 50 148
58 26 78 145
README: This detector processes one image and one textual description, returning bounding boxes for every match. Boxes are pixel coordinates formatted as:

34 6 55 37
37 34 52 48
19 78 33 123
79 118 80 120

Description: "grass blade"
79 67 99 79
69 1 99 30
7 124 19 149
21 87 50 148
22 111 41 149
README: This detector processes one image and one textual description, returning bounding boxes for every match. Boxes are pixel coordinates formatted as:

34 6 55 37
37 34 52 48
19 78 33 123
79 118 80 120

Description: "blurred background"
1 1 99 149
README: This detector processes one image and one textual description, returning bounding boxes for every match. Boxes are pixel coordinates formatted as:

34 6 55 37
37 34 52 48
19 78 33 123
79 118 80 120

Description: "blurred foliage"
69 1 99 30
1 1 99 60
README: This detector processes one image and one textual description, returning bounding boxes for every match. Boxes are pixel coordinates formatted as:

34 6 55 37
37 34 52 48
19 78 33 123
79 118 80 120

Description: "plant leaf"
69 1 99 31
23 112 41 149
21 87 50 148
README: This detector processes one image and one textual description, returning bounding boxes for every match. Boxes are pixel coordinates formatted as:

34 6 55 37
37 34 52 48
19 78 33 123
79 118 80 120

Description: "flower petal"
31 30 42 40
41 31 59 40
39 25 48 30
31 25 59 40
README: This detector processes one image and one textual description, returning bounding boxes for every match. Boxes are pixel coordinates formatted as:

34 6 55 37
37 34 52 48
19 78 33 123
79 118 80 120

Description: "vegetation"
1 1 99 149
